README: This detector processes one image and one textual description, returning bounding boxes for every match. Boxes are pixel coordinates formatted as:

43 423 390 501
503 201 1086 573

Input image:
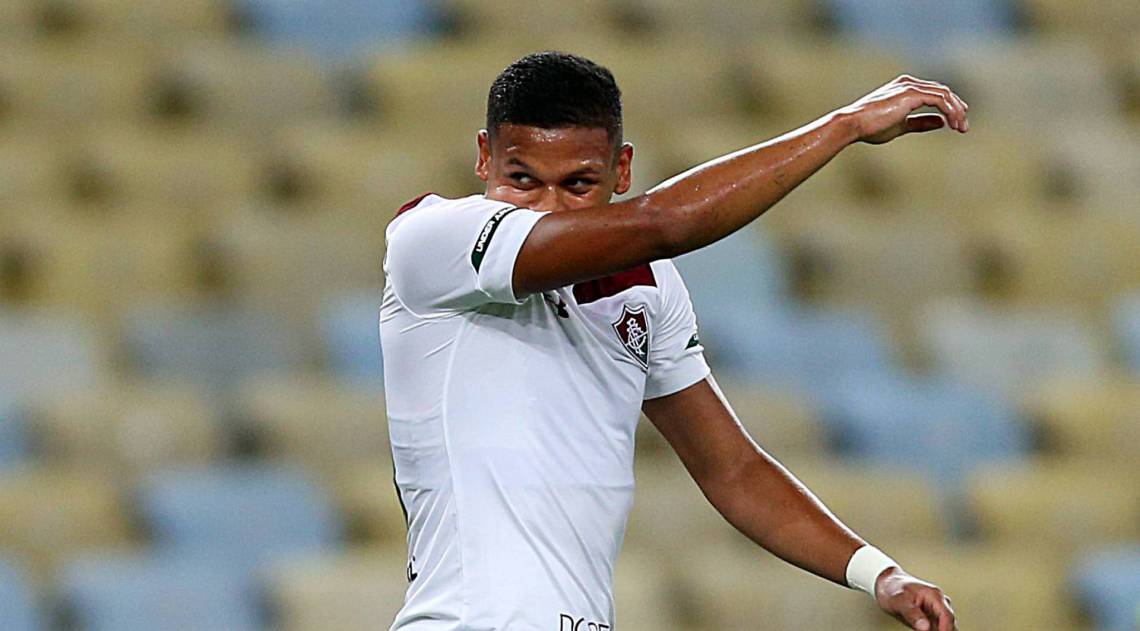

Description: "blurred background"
1 0 1138 629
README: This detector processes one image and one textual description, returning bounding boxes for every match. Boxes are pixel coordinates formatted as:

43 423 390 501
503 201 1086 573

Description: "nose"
529 186 565 213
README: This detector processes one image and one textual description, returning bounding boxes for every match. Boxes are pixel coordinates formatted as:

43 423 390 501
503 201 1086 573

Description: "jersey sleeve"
644 260 712 400
385 196 551 316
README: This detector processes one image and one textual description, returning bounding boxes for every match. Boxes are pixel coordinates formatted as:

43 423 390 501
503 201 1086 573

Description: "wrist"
845 544 900 597
825 108 862 146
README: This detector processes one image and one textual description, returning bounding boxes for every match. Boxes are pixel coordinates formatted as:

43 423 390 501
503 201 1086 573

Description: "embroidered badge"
612 303 650 369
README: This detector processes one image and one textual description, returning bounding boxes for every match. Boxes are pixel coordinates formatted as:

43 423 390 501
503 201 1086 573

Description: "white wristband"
845 545 899 597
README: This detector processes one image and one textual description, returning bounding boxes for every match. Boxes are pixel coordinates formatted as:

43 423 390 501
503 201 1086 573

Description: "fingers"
901 86 968 132
919 589 957 631
903 113 946 134
891 75 969 132
898 602 933 631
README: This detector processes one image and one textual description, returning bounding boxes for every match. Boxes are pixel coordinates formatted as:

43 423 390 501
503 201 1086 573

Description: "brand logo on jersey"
612 303 650 369
544 291 569 318
559 613 611 631
470 206 521 272
406 555 418 582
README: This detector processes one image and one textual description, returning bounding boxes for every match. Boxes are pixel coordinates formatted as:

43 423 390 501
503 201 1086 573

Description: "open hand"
838 74 970 144
875 566 958 631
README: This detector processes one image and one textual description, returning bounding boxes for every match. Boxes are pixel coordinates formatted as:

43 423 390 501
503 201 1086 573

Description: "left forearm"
697 448 865 586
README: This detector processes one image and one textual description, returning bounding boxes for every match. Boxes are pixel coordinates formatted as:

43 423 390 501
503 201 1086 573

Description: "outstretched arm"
642 376 958 631
513 75 968 295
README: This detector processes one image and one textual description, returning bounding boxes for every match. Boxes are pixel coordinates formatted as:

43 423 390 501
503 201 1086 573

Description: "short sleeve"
385 195 550 316
644 260 711 399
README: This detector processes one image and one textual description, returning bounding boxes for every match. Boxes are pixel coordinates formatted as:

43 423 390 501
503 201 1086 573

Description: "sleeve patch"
470 206 520 272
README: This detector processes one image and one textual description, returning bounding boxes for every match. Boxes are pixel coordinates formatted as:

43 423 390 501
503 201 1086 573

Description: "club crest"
612 303 650 369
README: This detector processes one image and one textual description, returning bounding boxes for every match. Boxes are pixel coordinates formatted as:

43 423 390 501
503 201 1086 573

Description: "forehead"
490 124 614 170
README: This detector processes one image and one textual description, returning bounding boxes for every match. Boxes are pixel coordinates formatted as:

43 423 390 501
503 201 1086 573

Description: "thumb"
903 113 946 134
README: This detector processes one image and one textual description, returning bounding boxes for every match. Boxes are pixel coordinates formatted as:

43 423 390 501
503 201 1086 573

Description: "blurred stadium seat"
327 461 407 546
0 555 43 631
61 552 260 631
1071 544 1140 631
138 463 343 568
967 458 1140 553
264 546 408 631
920 298 1108 400
26 380 223 476
702 304 894 393
1026 376 1140 463
237 374 388 471
890 542 1078 629
319 292 384 381
122 302 302 394
823 372 1030 491
1115 292 1140 372
0 468 133 580
0 396 31 470
0 311 104 402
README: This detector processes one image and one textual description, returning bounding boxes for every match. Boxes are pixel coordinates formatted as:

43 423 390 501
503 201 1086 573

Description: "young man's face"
475 124 633 213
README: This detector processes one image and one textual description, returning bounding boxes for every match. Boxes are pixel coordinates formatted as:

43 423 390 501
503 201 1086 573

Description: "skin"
475 74 965 631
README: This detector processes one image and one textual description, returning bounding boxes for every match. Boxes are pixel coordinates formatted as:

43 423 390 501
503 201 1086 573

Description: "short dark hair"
486 51 623 150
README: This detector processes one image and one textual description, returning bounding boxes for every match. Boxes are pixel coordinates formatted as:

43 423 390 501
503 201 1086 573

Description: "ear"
614 142 634 195
475 129 491 182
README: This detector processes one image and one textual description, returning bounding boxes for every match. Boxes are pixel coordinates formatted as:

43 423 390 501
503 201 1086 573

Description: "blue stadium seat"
673 225 786 320
825 0 1015 61
0 396 29 469
1072 544 1140 631
0 311 102 401
61 553 259 631
822 372 1030 488
122 303 301 394
138 463 343 569
0 556 42 631
319 292 383 383
699 303 894 394
236 0 441 59
1114 292 1140 373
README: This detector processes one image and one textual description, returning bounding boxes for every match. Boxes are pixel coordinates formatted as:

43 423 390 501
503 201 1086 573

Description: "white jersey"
380 193 710 630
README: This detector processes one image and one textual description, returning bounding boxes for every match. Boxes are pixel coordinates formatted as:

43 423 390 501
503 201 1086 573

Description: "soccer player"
380 51 967 631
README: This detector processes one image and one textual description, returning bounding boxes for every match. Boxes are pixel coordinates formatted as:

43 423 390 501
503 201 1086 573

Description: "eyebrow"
505 157 603 177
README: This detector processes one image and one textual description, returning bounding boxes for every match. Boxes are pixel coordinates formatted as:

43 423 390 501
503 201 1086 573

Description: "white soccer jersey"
380 193 710 630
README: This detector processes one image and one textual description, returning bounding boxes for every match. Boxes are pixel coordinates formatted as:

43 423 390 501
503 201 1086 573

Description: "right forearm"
639 110 859 258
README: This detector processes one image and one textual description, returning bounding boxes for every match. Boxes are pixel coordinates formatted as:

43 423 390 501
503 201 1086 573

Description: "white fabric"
846 545 900 597
381 194 710 630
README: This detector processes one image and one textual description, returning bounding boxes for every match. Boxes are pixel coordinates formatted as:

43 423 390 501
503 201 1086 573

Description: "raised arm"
513 74 968 295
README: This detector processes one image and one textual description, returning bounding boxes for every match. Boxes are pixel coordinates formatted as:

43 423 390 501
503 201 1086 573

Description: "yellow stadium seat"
328 461 408 546
157 41 336 129
611 547 684 630
676 543 879 630
713 380 825 458
51 0 234 40
886 542 1080 630
270 120 479 213
0 43 155 127
1020 0 1140 42
3 213 201 320
26 380 223 476
625 455 741 553
629 0 823 42
440 0 615 42
265 546 408 631
0 133 63 207
730 37 906 127
238 374 389 473
781 457 952 545
635 379 824 462
945 37 1117 130
967 459 1140 552
0 468 134 582
0 0 38 38
1027 376 1140 463
70 125 259 208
